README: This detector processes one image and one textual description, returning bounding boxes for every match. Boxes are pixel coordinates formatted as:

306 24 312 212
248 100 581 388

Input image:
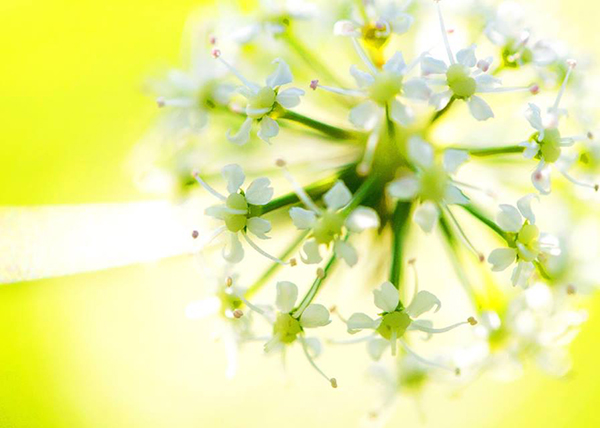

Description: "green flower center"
419 165 449 202
273 313 302 344
446 63 476 99
537 128 562 163
362 23 390 49
247 86 276 119
217 288 242 317
224 193 248 232
369 71 403 105
516 223 541 261
376 311 411 340
312 211 345 244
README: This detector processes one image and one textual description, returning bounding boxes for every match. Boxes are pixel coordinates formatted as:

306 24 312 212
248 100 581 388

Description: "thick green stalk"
460 204 509 243
461 146 525 157
342 175 378 216
389 201 412 289
280 110 361 141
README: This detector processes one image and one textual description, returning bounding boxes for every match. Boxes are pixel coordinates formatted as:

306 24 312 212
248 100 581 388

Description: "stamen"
192 171 227 201
242 233 290 265
434 0 455 65
559 169 599 191
155 97 195 108
467 316 477 325
409 320 470 333
400 340 457 373
192 230 199 239
444 206 484 261
199 225 227 249
310 79 319 90
477 85 538 94
551 59 577 113
226 277 233 287
232 309 244 319
299 337 337 388
450 179 497 199
213 51 257 90
351 38 379 74
314 83 365 97
278 163 323 213
567 284 576 295
264 337 281 353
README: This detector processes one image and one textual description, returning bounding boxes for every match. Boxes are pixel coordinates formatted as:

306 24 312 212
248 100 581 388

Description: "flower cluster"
139 0 600 423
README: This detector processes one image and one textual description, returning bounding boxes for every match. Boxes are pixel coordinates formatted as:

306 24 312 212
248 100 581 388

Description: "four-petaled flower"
488 194 561 287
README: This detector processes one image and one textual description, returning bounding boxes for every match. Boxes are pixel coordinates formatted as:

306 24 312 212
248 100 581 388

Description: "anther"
467 316 478 326
567 59 577 69
275 158 287 167
595 184 599 192
226 277 233 287
529 84 540 95
329 305 337 313
211 48 221 59
310 79 319 90
209 35 217 45
408 258 416 265
192 230 199 239
290 257 297 267
330 378 338 388
587 131 594 140
455 367 461 376
233 309 243 319
567 284 576 295
156 97 166 108
477 59 490 72
316 267 325 279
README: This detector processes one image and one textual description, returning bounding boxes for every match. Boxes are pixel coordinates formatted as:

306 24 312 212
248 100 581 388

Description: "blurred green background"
1 0 600 427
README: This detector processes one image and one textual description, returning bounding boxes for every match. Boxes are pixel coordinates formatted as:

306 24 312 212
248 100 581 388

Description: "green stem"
292 252 339 317
245 231 310 299
342 175 377 215
389 201 412 289
281 110 361 141
460 204 509 243
459 145 525 157
430 96 456 124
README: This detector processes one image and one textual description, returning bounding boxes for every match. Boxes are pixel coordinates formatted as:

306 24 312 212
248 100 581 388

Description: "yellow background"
1 0 599 427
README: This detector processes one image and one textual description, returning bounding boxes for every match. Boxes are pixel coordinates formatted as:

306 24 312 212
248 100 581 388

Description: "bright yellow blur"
1 0 600 427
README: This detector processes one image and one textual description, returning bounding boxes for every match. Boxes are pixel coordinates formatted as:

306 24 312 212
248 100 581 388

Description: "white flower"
334 0 414 41
213 52 304 145
488 194 560 287
194 164 292 265
518 61 598 194
387 137 470 233
346 280 474 357
287 179 380 266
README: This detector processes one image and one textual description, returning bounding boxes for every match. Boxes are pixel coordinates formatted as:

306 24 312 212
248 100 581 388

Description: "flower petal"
276 87 305 108
226 117 253 145
367 338 389 361
345 206 380 233
223 232 244 263
289 206 317 229
347 312 379 333
456 45 477 67
300 304 331 328
403 78 432 100
531 162 552 195
444 184 469 205
205 204 226 219
350 65 374 88
525 103 544 132
389 13 414 35
349 100 380 130
333 19 361 37
324 180 352 210
221 164 245 194
276 280 298 313
475 73 501 91
301 238 322 264
443 149 470 174
520 140 540 159
266 58 293 88
430 90 453 111
539 233 561 256
468 95 494 121
497 204 522 232
334 239 358 267
257 116 279 144
511 261 535 288
387 175 420 200
488 247 517 271
405 290 441 318
373 281 399 313
408 137 434 168
517 194 538 224
390 99 414 127
421 56 448 75
383 52 406 75
245 177 273 205
247 217 272 239
413 201 439 233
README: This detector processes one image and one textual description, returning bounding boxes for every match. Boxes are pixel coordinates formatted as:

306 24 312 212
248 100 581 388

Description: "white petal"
517 194 538 224
205 204 226 219
421 56 448 75
324 180 352 210
245 177 273 205
525 103 544 132
511 261 535 288
226 117 253 145
301 239 322 264
539 233 561 256
408 137 434 168
531 162 552 195
221 164 245 194
444 185 469 205
345 206 380 233
367 338 389 361
387 175 420 200
303 337 323 359
497 204 523 232
350 65 374 88
266 58 293 88
257 116 280 144
383 52 406 75
373 281 400 313
475 73 501 91
276 87 305 108
389 13 414 35
520 141 540 159
276 281 298 313
334 239 358 267
289 207 317 229
333 19 361 37
300 304 331 328
223 232 244 263
488 247 517 271
347 312 378 332
403 78 431 100
247 217 272 239
185 297 220 319
349 101 380 130
430 90 453 111
456 45 477 67
390 99 414 127
443 150 470 174
468 96 494 121
405 290 441 318
413 201 439 233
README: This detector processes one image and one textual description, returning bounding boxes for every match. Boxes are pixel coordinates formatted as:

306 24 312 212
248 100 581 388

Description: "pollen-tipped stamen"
551 59 577 113
400 340 457 373
299 337 338 388
279 164 323 213
444 206 484 261
241 232 291 265
351 38 379 74
434 0 455 65
213 51 257 90
193 172 227 201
